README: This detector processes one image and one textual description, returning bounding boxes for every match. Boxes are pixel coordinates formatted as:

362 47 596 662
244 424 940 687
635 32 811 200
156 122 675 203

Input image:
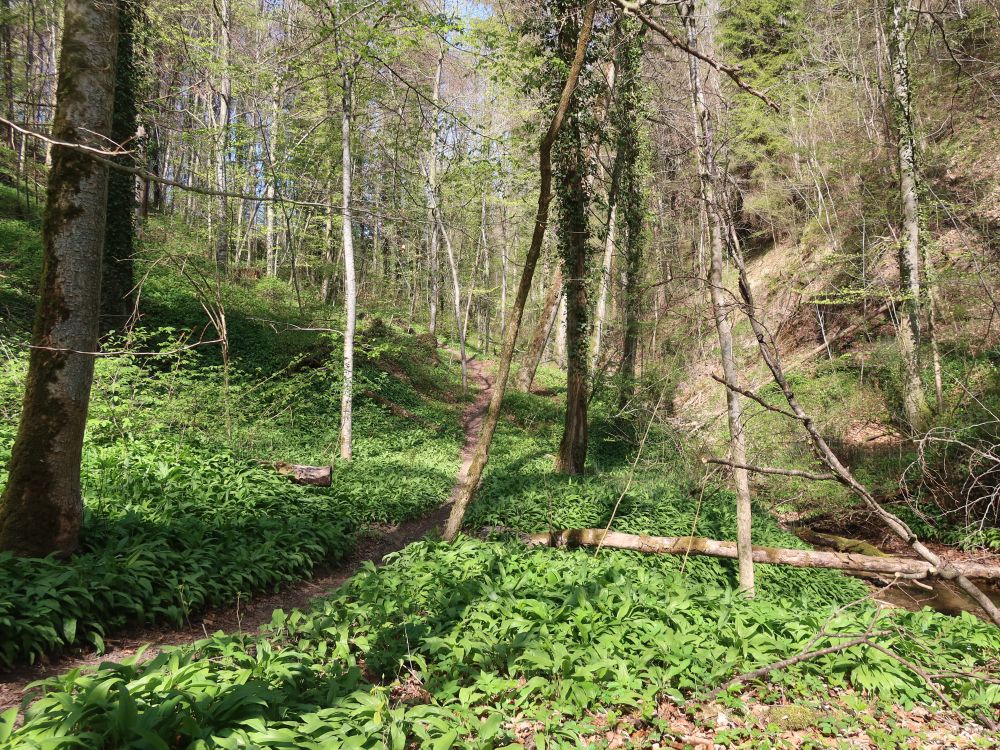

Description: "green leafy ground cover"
0 189 464 667
3 376 999 748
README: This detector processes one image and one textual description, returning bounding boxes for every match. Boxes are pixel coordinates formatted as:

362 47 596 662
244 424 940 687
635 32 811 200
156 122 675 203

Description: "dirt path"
0 353 494 713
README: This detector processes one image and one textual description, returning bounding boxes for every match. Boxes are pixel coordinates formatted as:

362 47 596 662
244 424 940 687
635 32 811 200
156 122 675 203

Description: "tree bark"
516 266 563 392
520 528 1000 580
887 0 929 433
213 0 232 272
275 463 332 487
681 0 755 597
339 65 356 461
435 207 468 392
443 0 597 541
614 24 646 411
426 44 444 337
101 0 138 330
554 17 594 476
0 0 117 558
1 0 13 149
591 61 619 373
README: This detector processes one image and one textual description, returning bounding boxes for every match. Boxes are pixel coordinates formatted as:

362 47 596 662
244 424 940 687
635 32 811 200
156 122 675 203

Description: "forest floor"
0 353 494 714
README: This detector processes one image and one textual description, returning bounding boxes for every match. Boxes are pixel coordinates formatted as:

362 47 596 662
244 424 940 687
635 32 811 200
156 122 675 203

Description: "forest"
0 0 999 746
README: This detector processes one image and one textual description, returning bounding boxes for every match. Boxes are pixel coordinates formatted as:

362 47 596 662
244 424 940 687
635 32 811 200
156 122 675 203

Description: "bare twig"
703 457 836 481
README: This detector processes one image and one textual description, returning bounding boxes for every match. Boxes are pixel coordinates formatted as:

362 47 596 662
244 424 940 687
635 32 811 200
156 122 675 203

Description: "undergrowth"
4 539 998 749
0 193 464 667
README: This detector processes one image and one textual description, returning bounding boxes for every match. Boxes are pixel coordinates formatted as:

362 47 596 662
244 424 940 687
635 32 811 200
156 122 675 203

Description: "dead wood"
518 528 1000 579
275 463 332 486
793 528 886 557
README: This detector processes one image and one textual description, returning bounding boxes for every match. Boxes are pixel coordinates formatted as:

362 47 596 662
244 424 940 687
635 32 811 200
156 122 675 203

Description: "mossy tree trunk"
614 21 646 411
0 0 118 558
554 110 592 476
887 0 930 433
101 0 139 329
443 0 598 540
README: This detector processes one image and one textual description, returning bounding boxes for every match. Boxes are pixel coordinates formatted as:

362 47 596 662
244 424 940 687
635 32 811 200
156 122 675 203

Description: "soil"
0 351 494 714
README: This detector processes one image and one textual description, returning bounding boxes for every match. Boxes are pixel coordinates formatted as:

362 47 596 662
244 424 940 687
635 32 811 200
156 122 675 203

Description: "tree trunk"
681 0 755 597
591 61 619 374
554 103 592 476
339 66 356 461
426 44 444 337
0 0 117 558
214 0 232 272
265 82 280 277
1 0 14 149
592 194 618 373
435 207 468 392
519 529 1000 580
614 24 646 411
517 267 563 392
101 0 138 330
887 0 929 433
444 0 597 541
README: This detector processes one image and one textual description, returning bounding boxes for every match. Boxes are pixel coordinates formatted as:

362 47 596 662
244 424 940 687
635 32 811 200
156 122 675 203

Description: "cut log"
519 529 1000 580
275 463 332 487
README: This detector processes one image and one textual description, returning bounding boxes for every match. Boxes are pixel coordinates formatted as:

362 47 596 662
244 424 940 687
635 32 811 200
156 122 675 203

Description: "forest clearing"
1 0 1000 747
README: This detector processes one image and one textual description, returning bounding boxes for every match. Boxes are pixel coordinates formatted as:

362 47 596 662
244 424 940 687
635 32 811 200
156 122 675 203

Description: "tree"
212 0 232 272
680 0 755 596
554 1 599 476
886 0 930 433
443 0 598 540
0 0 118 557
516 266 563 392
101 0 140 328
338 63 357 461
613 20 647 410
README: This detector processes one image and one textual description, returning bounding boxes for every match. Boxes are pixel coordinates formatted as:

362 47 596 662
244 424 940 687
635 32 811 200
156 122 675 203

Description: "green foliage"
467 389 867 608
7 539 999 748
718 0 805 164
0 208 464 667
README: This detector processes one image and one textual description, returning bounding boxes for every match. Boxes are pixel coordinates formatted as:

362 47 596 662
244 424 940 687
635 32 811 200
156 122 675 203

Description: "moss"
764 704 826 731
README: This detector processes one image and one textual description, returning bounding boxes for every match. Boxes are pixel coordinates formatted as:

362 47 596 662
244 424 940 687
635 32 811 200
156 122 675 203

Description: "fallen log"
519 529 1000 580
275 462 332 486
793 528 885 557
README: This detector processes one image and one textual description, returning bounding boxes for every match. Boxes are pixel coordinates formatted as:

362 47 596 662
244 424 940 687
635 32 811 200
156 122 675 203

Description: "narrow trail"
0 352 494 713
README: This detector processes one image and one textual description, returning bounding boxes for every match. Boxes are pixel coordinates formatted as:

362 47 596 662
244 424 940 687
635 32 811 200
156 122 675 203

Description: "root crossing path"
0 352 495 713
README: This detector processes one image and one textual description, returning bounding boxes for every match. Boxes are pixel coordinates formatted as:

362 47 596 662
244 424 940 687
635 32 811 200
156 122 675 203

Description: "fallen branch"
727 238 1000 624
704 636 869 700
519 528 1000 579
703 457 836 481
